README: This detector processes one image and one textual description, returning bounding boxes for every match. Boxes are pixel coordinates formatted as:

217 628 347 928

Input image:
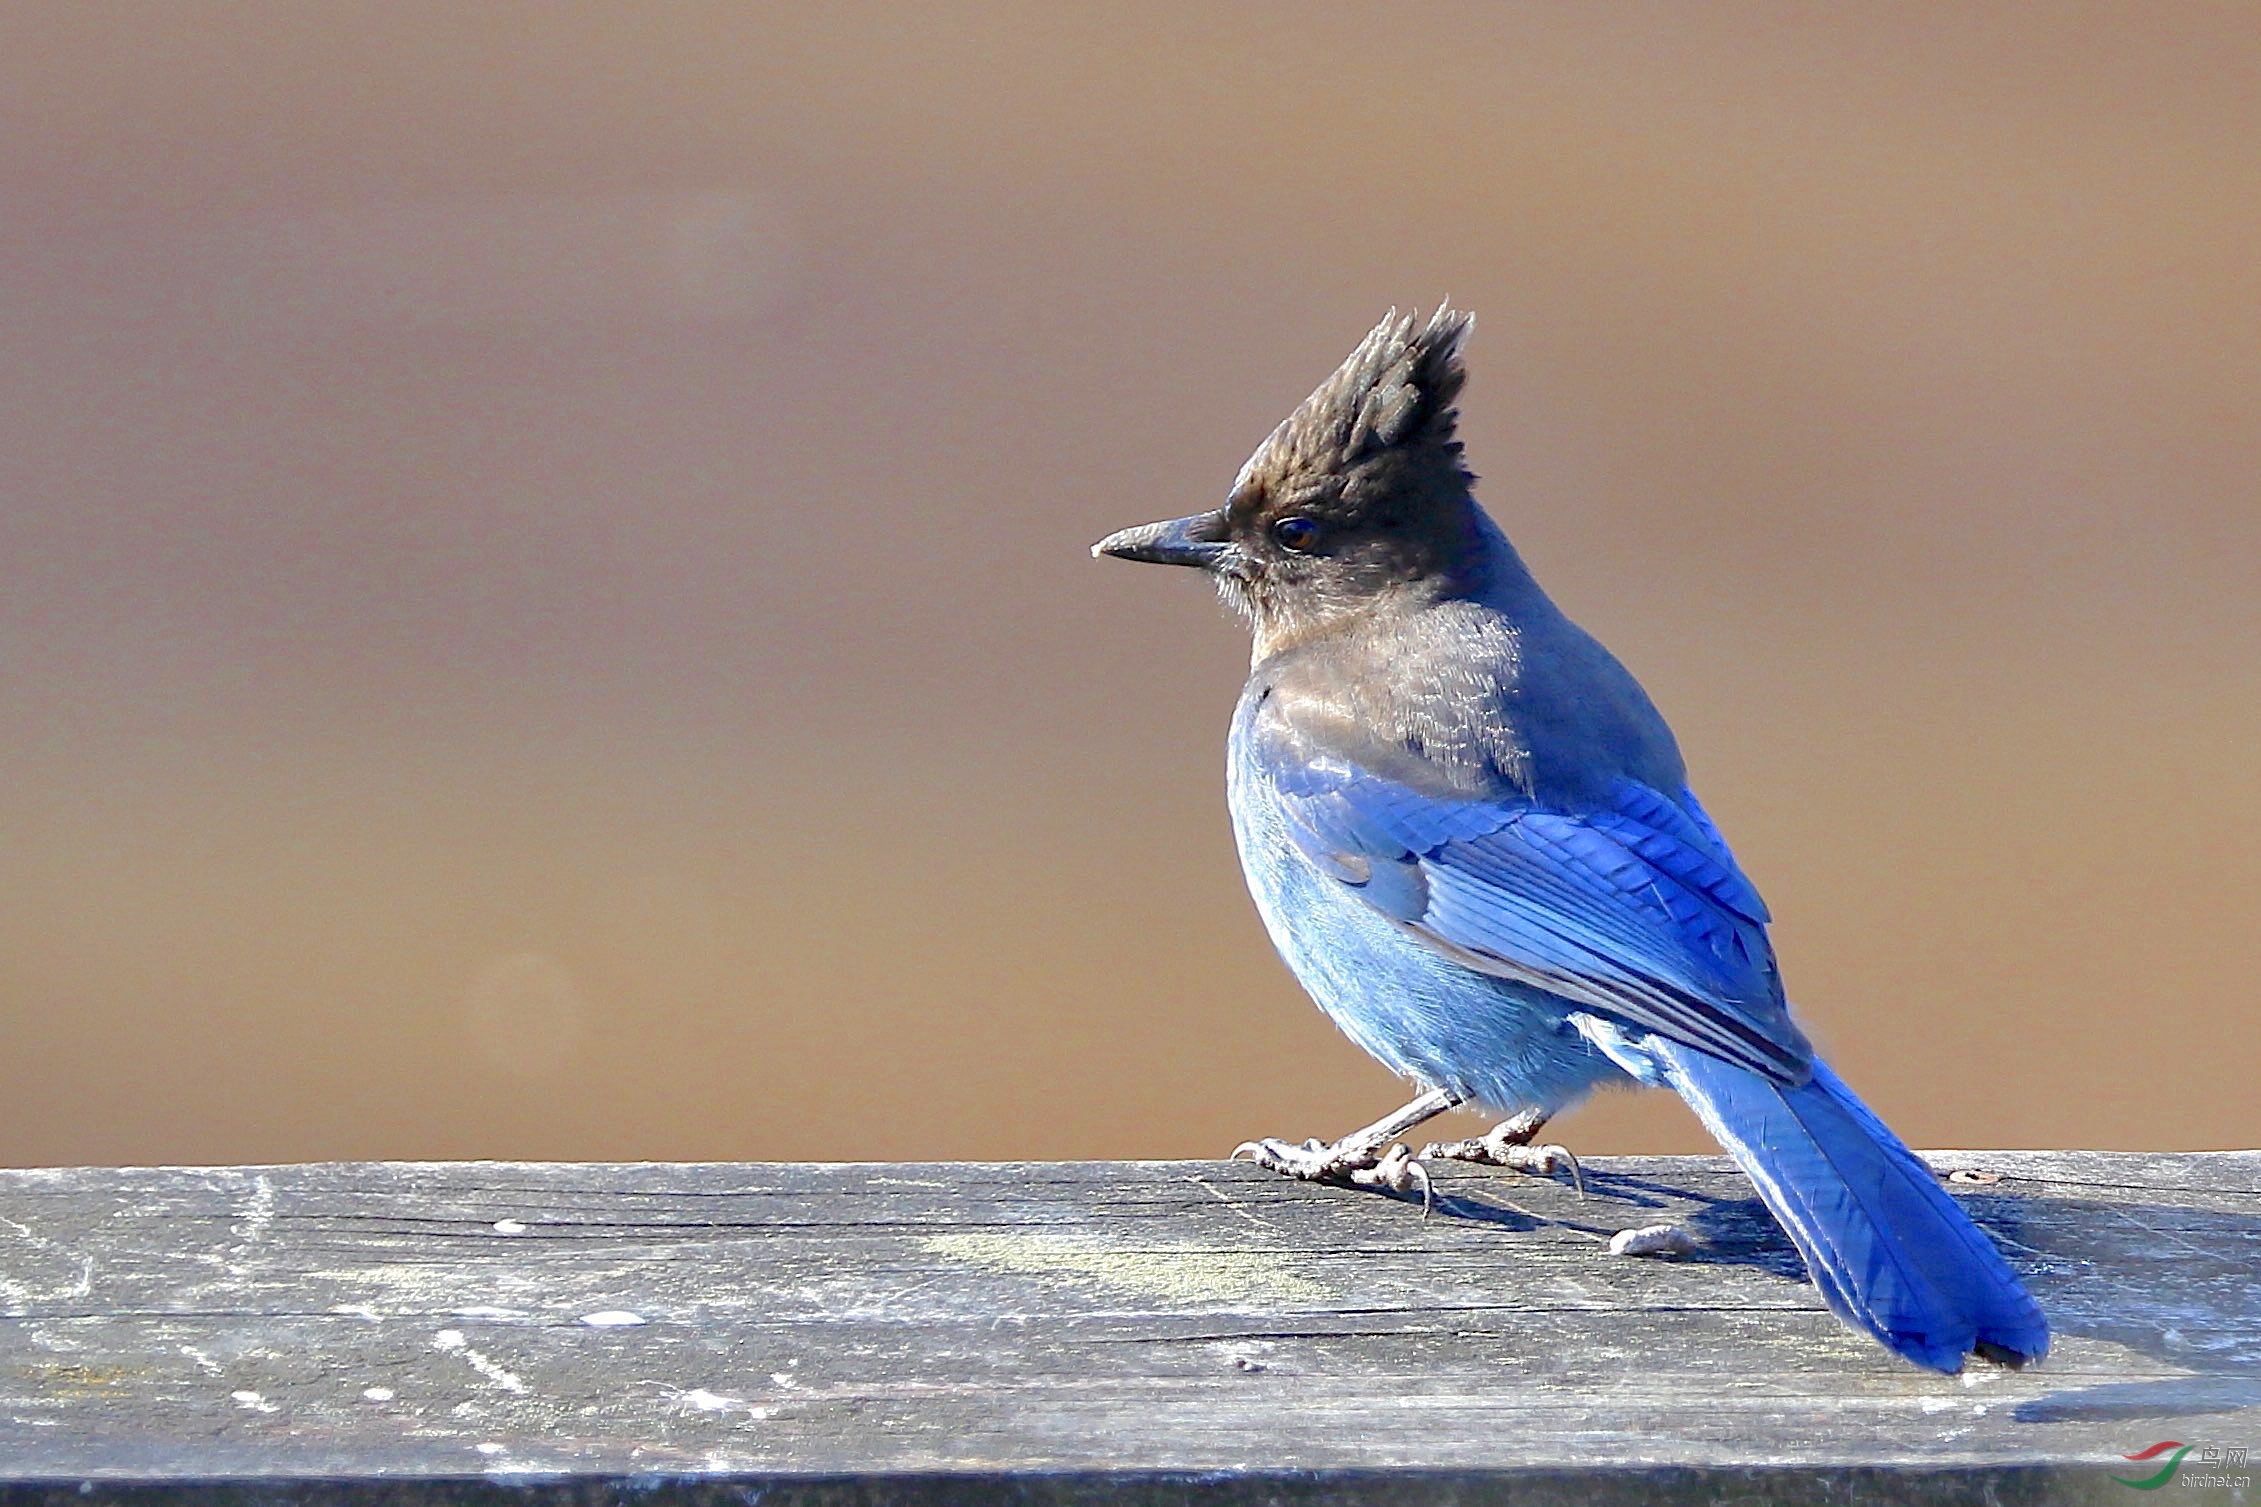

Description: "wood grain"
0 1153 2255 1503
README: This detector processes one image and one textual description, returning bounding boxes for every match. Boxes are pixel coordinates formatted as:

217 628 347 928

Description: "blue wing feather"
1256 711 1809 1083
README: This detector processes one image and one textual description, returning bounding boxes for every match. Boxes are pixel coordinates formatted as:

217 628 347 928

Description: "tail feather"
1655 1041 2049 1373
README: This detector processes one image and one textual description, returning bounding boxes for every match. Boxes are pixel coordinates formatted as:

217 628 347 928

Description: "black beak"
1090 509 1230 569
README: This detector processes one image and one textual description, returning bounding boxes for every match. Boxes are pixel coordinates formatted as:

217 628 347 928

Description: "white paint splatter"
1214 1339 1272 1374
0 1216 96 1306
1183 1174 1277 1232
1608 1224 1696 1258
234 1175 277 1246
683 1388 743 1412
1919 1395 1956 1413
432 1328 529 1394
492 1219 527 1234
482 1454 556 1477
230 1390 277 1413
649 1383 774 1423
362 1386 395 1402
466 1351 528 1393
580 1310 647 1327
476 1442 506 1456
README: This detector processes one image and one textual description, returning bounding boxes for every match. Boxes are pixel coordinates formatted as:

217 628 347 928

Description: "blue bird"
1093 308 2048 1373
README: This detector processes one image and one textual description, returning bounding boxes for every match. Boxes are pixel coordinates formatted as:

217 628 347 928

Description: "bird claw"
1351 1144 1435 1215
1423 1120 1585 1197
1232 1136 1434 1215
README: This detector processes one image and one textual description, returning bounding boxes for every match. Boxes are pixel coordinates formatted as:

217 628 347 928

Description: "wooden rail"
0 1152 2255 1503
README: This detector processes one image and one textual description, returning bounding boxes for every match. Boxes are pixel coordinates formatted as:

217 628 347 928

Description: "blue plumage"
1096 307 2047 1372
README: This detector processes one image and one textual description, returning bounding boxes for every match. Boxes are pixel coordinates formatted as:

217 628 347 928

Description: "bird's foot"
1232 1135 1433 1212
1423 1110 1584 1197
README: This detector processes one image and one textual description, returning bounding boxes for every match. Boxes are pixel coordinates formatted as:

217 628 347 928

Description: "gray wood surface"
0 1152 2255 1504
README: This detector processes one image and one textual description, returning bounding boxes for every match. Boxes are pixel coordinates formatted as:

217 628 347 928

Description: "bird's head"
1094 306 1485 653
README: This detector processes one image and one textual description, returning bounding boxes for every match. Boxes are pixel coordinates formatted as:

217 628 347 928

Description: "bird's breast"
1222 698 1620 1112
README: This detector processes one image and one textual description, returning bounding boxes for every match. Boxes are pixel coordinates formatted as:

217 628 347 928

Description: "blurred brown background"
1 4 2255 1168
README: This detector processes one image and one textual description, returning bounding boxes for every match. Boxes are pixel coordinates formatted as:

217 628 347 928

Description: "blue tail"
1654 1041 2049 1373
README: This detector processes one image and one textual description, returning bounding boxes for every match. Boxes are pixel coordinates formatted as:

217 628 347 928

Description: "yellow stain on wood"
919 1232 1327 1305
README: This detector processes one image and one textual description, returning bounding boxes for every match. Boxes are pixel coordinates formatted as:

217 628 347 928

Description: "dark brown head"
1094 307 1487 649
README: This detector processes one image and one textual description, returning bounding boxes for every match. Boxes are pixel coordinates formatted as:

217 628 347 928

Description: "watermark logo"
2112 1441 2250 1491
2113 1442 2191 1490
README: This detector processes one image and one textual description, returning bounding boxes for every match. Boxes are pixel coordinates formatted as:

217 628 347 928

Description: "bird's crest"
1233 306 1475 500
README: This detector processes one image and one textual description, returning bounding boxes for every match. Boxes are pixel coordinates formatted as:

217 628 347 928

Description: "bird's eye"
1271 516 1322 552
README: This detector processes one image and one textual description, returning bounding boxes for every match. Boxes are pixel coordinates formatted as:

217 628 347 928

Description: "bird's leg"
1232 1086 1462 1207
1424 1107 1584 1195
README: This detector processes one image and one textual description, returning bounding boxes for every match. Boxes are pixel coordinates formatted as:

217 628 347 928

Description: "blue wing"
1253 704 1811 1084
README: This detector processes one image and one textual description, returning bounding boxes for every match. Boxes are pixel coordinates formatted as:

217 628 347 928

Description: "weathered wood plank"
0 1153 2255 1504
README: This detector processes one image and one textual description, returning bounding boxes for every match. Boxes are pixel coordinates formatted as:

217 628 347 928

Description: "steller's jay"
1093 308 2047 1373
